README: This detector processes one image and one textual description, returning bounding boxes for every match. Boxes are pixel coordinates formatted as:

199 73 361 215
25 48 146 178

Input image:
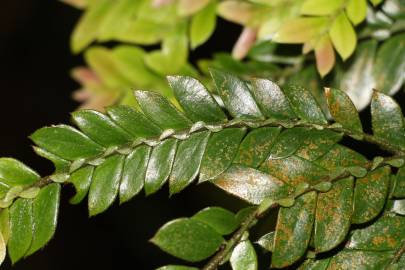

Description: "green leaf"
167 76 227 123
33 147 70 173
190 0 217 49
373 33 405 95
212 165 291 204
0 158 39 186
301 0 344 15
298 258 331 270
352 166 391 224
169 132 210 195
210 69 264 119
234 127 281 168
30 125 104 160
250 79 296 120
200 128 247 182
347 215 405 251
371 91 405 149
314 177 354 252
327 250 393 269
325 88 363 133
145 138 177 195
267 128 307 159
69 166 94 205
283 84 327 124
120 145 150 204
107 106 162 139
370 0 383 5
0 230 5 266
294 129 342 161
70 0 113 53
315 144 367 169
96 0 141 42
0 209 10 245
272 192 317 268
393 167 405 197
156 266 198 270
72 110 133 147
273 17 328 43
256 232 274 252
261 155 329 186
26 183 60 256
329 12 357 60
88 155 125 216
347 166 368 178
8 198 33 264
192 207 238 235
134 90 192 130
230 240 258 270
346 0 367 25
339 40 377 111
151 218 224 262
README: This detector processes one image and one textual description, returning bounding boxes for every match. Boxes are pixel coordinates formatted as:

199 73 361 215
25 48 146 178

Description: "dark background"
0 1 249 269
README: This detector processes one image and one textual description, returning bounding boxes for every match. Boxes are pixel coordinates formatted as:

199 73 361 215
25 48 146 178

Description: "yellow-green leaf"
329 13 357 60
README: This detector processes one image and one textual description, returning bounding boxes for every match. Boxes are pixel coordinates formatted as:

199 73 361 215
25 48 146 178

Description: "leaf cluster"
0 70 404 268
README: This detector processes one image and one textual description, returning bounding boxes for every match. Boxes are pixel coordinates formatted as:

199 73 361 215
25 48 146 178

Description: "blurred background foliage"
63 0 405 112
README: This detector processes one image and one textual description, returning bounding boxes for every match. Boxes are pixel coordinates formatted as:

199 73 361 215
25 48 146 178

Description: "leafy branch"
0 70 404 269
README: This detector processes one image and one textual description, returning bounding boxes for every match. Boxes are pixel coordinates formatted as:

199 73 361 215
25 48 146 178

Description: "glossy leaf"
88 155 125 216
267 128 307 160
390 199 405 215
107 106 162 138
0 158 39 186
156 266 198 270
0 230 5 266
298 258 331 270
8 198 33 264
301 0 343 15
230 240 258 270
329 13 356 60
373 33 405 95
272 192 317 268
200 128 246 182
167 76 226 123
327 250 393 269
273 17 327 43
26 183 61 256
256 232 274 252
347 215 405 251
192 207 238 235
33 147 70 173
135 91 192 130
339 40 377 110
346 0 367 25
212 165 291 204
261 155 329 186
145 139 177 195
170 132 210 195
30 125 104 160
283 84 327 124
371 91 405 149
0 209 10 245
120 145 150 204
314 177 354 253
294 129 342 161
190 0 217 49
210 69 264 119
393 167 405 197
234 127 281 168
326 88 363 132
72 110 132 147
69 166 94 205
70 0 113 52
352 166 391 224
151 218 224 262
250 79 296 120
